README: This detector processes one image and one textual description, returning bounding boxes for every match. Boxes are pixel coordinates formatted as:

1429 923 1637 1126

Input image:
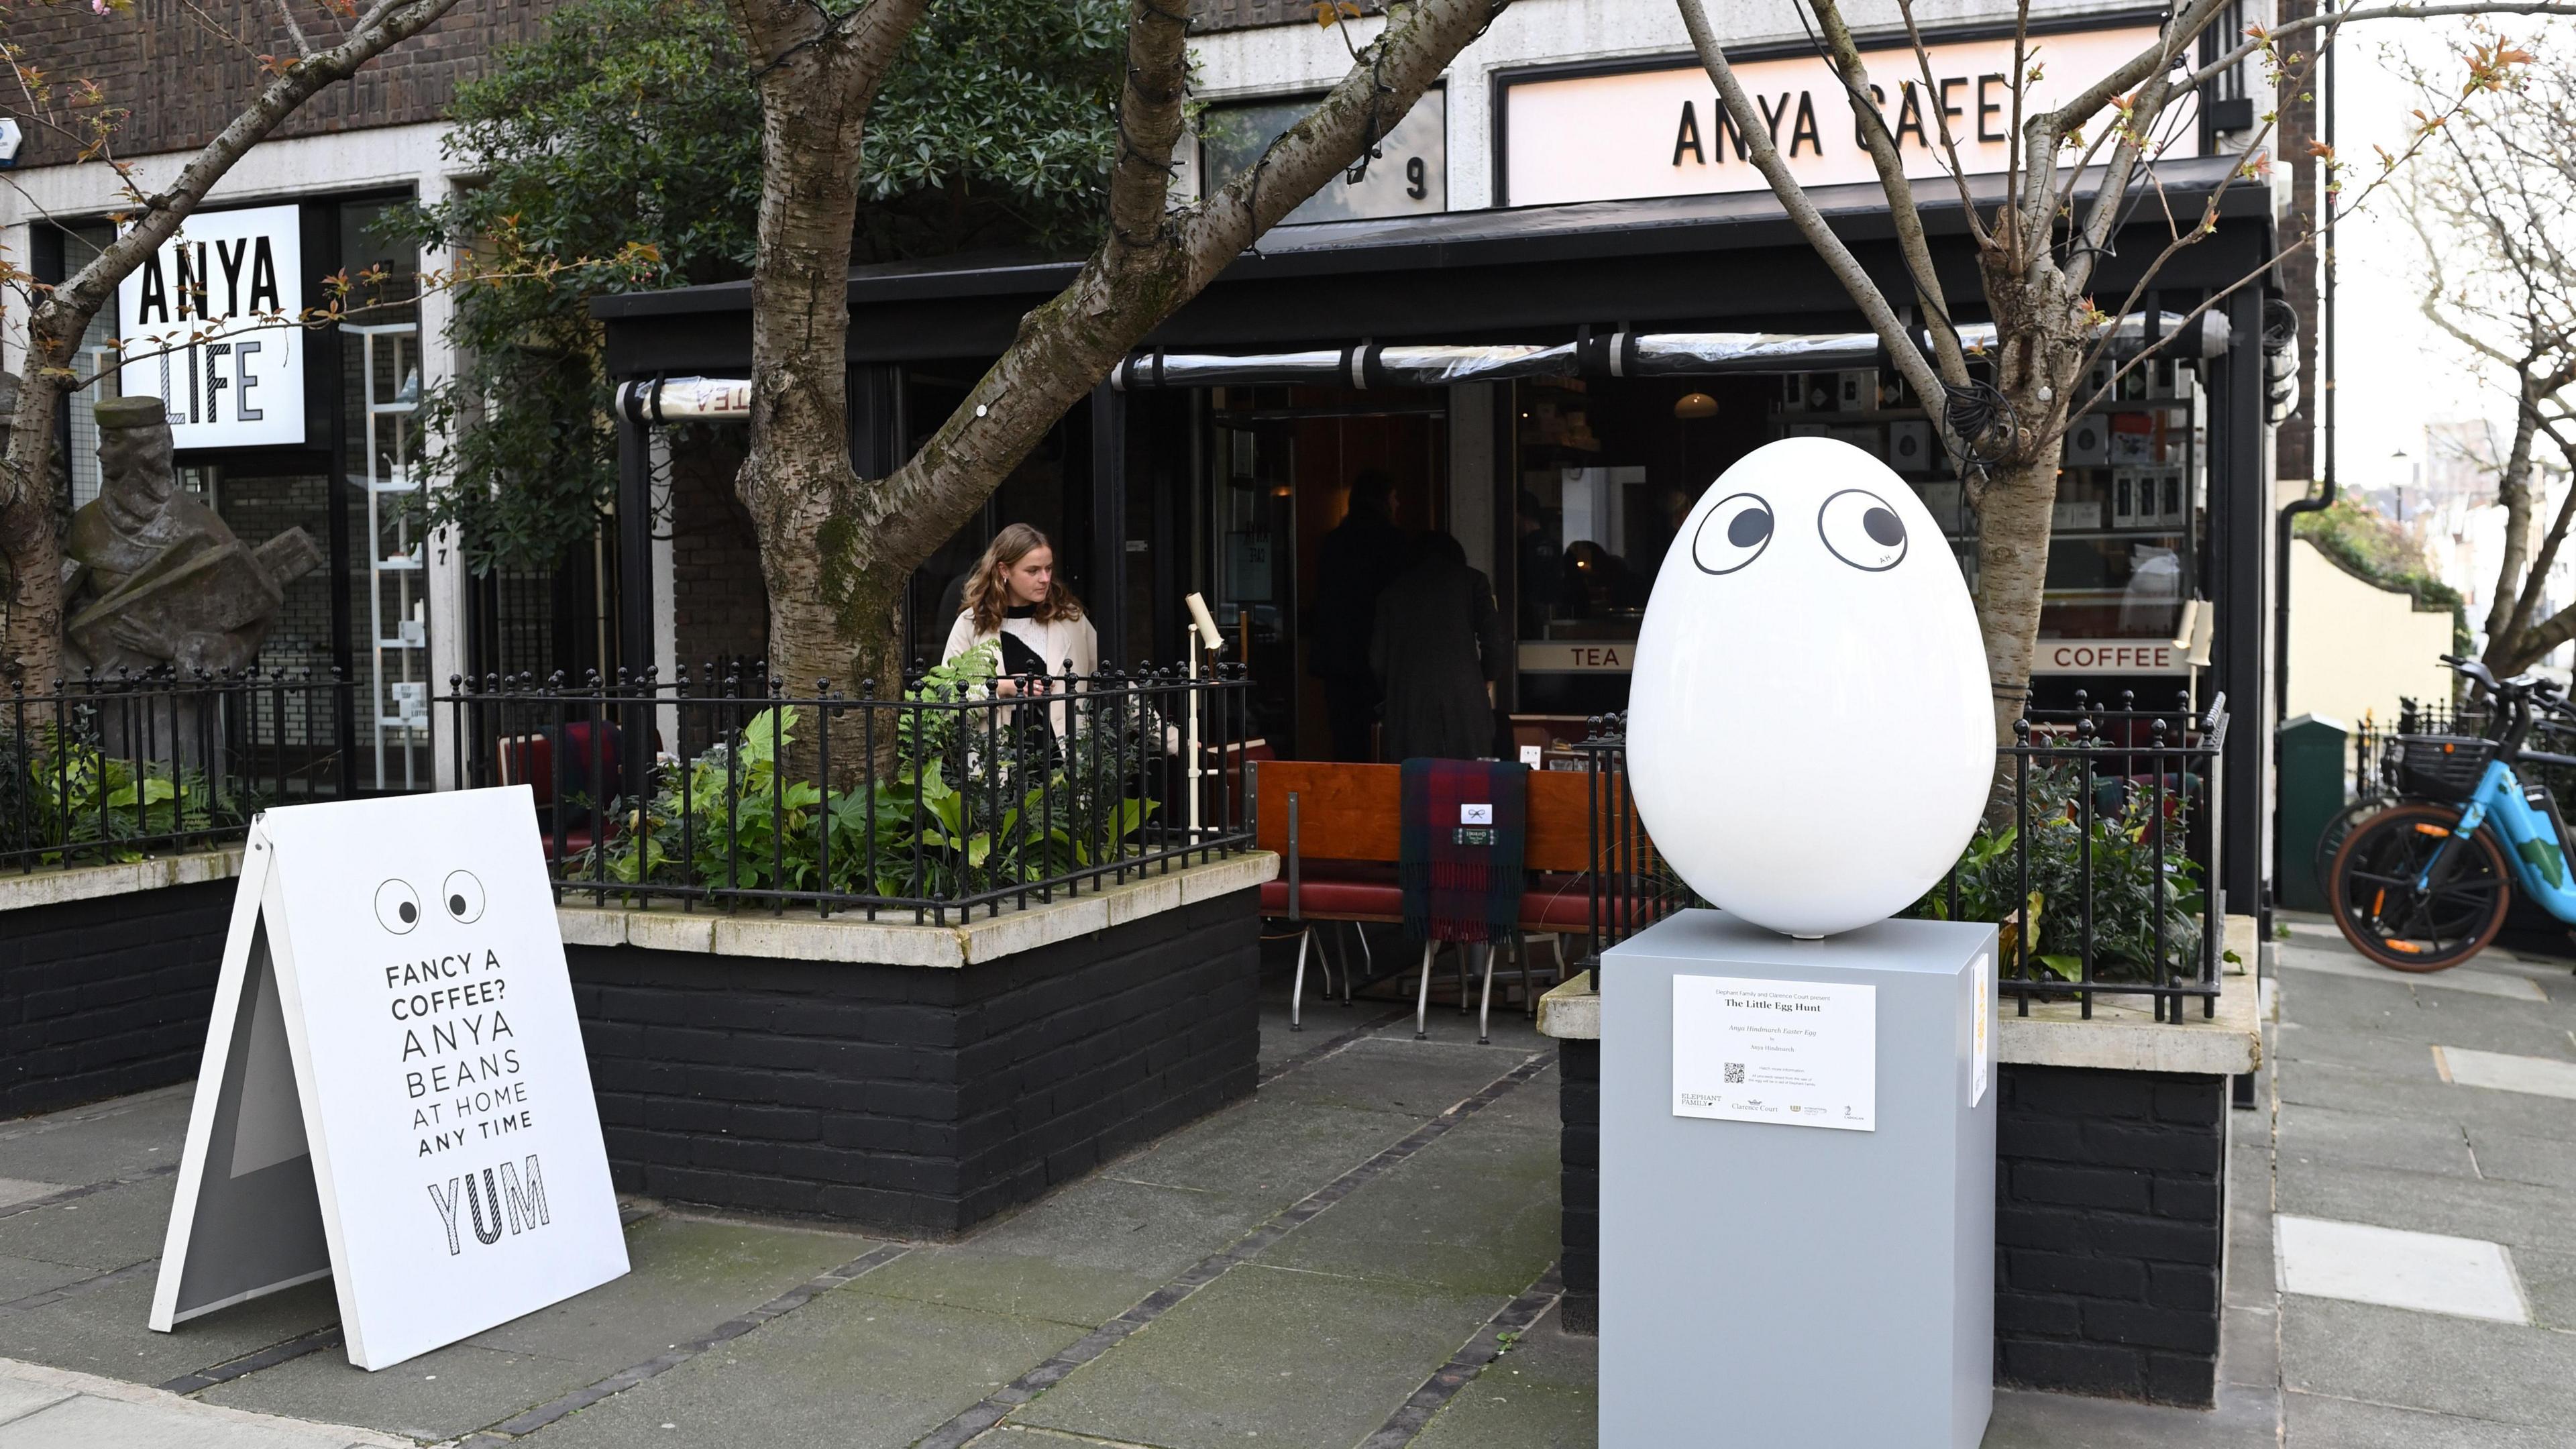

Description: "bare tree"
1674 0 2554 755
2404 44 2576 672
718 0 1507 763
0 0 472 686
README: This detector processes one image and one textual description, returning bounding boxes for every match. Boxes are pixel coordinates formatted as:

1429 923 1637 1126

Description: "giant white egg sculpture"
1625 436 1993 936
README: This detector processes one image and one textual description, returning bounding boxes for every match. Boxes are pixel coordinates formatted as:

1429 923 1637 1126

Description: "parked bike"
2328 656 2576 971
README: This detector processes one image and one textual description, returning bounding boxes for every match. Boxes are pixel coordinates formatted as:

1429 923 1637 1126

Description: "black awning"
599 156 2275 376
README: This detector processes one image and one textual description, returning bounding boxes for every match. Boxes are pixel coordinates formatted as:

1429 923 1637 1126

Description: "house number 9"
1405 156 1427 200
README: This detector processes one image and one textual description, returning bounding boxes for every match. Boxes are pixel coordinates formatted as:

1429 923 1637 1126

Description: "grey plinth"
1600 909 1998 1449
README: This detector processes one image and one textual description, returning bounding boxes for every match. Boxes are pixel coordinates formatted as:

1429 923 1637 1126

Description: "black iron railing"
1576 692 2231 1022
3 668 356 873
440 653 1258 924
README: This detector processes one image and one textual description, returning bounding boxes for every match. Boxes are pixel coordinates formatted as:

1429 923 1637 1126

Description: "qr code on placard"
1723 1063 1745 1084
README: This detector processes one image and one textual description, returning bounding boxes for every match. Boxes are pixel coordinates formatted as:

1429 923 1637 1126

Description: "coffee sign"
151 788 628 1371
1501 27 2184 207
115 203 307 449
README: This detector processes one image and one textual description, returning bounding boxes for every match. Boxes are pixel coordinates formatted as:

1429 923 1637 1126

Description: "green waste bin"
2279 714 2352 912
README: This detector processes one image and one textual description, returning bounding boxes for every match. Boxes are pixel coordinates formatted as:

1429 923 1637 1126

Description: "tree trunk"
720 0 926 775
0 346 70 686
1972 453 2060 749
2482 376 2542 661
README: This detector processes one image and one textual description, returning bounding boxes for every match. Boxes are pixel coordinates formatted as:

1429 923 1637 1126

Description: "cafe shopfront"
596 17 2283 915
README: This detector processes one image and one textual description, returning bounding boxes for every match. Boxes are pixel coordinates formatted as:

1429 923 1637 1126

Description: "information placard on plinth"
1600 908 1996 1448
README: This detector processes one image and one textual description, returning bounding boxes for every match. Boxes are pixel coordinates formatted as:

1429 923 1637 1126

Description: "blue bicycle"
2329 656 2576 971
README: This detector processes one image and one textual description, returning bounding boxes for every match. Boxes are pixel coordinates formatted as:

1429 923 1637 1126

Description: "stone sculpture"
61 394 321 676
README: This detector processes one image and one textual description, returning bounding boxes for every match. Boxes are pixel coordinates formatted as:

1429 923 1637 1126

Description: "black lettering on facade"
1672 99 1705 165
1788 91 1822 157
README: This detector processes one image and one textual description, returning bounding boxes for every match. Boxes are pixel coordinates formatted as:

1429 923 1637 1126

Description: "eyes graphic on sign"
1690 492 1773 574
372 871 488 932
375 879 422 934
442 870 487 924
1817 488 1909 571
1688 487 1908 575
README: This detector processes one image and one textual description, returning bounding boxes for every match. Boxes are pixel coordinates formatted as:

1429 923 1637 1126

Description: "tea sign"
150 788 628 1371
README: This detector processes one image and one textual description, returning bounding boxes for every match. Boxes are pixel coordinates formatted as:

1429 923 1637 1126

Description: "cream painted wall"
2286 538 2456 730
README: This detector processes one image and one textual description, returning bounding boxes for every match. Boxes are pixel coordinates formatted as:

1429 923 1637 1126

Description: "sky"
2325 18 2562 508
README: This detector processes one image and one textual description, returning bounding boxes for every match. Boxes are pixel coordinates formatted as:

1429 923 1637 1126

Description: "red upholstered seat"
1261 859 1403 920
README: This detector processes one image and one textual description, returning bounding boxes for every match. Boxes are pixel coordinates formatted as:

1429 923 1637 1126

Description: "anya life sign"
150 789 628 1371
1501 26 2184 207
115 203 305 449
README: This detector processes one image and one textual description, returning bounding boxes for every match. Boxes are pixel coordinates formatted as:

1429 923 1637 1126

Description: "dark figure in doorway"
1371 531 1505 763
1310 468 1409 760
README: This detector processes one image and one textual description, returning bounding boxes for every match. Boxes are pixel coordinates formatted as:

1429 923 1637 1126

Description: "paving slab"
515 1283 1083 1449
2268 1021 2452 1076
0 1090 193 1187
462 1212 869 1360
201 1338 588 1442
0 1271 337 1385
2279 1295 2576 1428
2275 1215 2528 1323
2275 947 2550 1000
965 1175 1274 1285
0 1372 68 1428
2284 1391 2576 1448
0 1392 384 1449
0 1176 175 1272
2436 1045 2576 1100
2465 1126 2576 1192
2277 1155 2576 1256
2276 1059 2576 1141
1261 1104 1560 1297
1106 1096 1417 1210
1258 1034 1538 1118
0 1186 64 1216
0 1256 94 1307
2276 1102 2477 1178
1014 1262 1504 1449
2499 1243 2576 1332
848 1245 1159 1329
1978 1382 2279 1448
1411 1376 1593 1449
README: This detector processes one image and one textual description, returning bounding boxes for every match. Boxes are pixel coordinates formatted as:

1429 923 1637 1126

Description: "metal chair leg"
1290 927 1313 1032
1456 940 1470 1015
1346 920 1369 1005
1415 940 1435 1040
1504 922 1525 1016
1316 924 1342 1002
1477 942 1497 1045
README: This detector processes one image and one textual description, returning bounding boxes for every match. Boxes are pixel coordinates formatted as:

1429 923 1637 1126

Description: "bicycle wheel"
2328 803 2511 972
2313 796 2387 894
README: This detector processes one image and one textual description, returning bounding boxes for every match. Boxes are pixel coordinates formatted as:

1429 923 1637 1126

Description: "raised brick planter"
1538 962 2257 1408
559 857 1271 1236
0 853 244 1118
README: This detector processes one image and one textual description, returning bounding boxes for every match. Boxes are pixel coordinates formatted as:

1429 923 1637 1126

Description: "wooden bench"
1251 760 1656 1042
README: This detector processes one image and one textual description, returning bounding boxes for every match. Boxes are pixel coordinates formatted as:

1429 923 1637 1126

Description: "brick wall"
667 429 769 676
1552 1057 2230 1405
0 879 235 1118
568 885 1262 1234
4 0 555 169
1995 1064 2228 1406
1558 1038 1599 1334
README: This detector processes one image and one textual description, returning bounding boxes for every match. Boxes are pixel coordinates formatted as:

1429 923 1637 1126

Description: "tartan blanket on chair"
1399 758 1528 944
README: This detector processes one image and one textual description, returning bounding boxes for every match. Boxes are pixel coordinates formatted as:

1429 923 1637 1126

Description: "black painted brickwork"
1996 1063 2227 1407
1558 1038 1599 1335
568 886 1261 1236
1551 1058 2228 1403
1 879 235 1118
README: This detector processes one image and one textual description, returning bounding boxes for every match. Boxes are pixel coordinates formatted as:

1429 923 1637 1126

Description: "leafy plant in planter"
1911 761 2205 983
590 642 1161 904
7 720 222 864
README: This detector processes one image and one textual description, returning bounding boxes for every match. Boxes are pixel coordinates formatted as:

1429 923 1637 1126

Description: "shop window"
56 224 122 510
1196 87 1446 225
340 199 429 788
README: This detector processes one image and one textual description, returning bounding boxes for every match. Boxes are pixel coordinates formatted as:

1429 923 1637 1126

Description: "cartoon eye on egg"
374 871 487 933
1690 486 1907 576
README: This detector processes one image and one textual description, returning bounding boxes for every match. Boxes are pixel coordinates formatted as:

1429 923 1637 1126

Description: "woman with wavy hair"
942 523 1099 693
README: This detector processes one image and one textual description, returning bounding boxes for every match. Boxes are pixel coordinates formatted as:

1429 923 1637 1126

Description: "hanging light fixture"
1673 391 1719 420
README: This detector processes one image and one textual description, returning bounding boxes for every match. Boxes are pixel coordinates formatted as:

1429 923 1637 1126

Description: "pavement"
0 920 2568 1446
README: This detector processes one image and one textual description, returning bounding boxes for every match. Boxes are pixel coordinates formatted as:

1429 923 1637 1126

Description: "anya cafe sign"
1500 25 2188 207
151 789 627 1371
115 203 306 449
